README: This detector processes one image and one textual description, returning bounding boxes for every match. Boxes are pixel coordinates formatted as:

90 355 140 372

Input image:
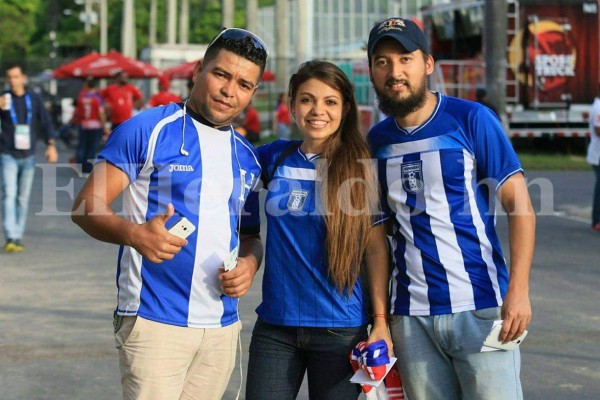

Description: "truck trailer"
421 0 599 139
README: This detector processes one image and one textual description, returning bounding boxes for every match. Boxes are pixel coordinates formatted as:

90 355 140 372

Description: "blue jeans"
0 154 36 240
277 123 290 140
246 319 367 400
76 128 103 173
389 307 523 400
592 165 600 226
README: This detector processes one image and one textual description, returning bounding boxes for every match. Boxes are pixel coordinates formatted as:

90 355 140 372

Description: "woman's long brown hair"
288 60 378 293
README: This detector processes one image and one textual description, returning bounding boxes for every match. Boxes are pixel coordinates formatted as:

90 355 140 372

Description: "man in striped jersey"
367 18 536 399
72 28 268 400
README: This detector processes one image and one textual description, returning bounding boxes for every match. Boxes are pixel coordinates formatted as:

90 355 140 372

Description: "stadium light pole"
223 0 234 28
121 0 136 57
99 0 107 53
275 0 288 91
484 0 507 125
167 0 177 45
246 0 257 33
179 0 189 44
74 0 108 54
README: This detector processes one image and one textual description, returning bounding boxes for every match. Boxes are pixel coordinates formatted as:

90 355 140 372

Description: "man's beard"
375 77 428 119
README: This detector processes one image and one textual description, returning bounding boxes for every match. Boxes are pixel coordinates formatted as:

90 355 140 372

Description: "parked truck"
421 0 599 140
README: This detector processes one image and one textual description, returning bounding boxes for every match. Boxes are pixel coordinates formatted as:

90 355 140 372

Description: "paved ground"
0 144 599 399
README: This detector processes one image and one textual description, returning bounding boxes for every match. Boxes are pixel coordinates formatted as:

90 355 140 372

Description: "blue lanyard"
9 93 32 125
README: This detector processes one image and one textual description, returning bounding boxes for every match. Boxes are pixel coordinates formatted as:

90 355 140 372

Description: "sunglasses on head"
207 27 270 57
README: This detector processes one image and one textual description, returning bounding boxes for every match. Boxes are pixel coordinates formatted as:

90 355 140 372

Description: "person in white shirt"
586 83 600 231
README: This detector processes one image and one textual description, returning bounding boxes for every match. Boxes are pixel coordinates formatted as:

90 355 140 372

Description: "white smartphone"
483 323 528 351
168 217 196 239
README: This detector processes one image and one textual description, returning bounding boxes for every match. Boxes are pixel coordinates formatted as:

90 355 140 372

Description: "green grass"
253 133 303 146
517 152 590 171
254 135 278 146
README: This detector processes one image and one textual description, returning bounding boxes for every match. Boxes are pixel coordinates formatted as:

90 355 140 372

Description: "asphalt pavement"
0 142 598 399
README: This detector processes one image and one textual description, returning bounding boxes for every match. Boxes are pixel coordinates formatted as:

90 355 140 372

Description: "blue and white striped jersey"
98 103 261 328
242 140 368 327
369 93 522 316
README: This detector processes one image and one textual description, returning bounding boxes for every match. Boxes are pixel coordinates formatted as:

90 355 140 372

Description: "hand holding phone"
168 217 196 239
483 322 528 351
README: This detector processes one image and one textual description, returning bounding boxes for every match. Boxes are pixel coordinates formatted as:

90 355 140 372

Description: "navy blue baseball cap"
368 17 429 58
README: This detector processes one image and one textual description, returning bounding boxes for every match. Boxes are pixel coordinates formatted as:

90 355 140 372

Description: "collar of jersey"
184 103 231 132
298 146 320 162
393 91 442 136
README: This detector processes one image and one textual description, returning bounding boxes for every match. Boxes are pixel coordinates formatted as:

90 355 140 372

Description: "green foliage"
0 0 40 60
2 0 278 67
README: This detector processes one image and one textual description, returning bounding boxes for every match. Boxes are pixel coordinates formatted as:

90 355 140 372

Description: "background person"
586 83 600 231
146 75 182 108
74 78 109 177
100 70 143 132
71 27 269 400
0 63 58 253
367 17 535 400
242 101 260 143
243 60 392 400
475 87 499 118
273 92 291 139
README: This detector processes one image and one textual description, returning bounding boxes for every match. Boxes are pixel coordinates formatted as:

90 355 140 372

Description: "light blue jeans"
277 123 290 140
390 307 523 400
0 154 36 240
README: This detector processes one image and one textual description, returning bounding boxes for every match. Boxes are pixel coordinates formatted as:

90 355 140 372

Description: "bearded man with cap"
366 17 536 400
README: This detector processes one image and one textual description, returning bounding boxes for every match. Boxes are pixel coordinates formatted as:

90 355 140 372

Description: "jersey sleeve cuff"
240 225 260 235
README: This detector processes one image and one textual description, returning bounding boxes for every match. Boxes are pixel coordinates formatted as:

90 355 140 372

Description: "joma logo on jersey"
169 164 194 172
239 169 255 200
287 190 309 211
401 161 424 193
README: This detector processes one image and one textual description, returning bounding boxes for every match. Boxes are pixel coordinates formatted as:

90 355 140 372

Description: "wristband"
373 313 388 320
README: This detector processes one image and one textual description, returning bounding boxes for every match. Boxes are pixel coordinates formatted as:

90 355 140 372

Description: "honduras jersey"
98 102 261 328
242 140 368 327
368 93 522 316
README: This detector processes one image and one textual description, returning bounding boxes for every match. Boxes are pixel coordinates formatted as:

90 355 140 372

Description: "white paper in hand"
223 246 239 271
481 320 528 352
350 357 397 387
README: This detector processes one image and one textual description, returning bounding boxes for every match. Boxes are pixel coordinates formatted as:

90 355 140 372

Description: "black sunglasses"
207 28 270 58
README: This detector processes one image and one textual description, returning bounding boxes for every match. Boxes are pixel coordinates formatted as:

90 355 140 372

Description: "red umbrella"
53 50 162 79
163 60 198 80
163 59 276 82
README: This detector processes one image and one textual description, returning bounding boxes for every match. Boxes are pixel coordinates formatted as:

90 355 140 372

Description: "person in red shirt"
243 102 260 143
147 75 182 108
100 70 143 131
273 93 291 140
75 79 110 175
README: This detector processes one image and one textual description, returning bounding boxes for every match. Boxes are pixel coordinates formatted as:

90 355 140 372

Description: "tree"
2 0 278 70
0 0 39 61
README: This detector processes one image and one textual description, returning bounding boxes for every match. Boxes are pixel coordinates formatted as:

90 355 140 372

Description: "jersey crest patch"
401 160 424 193
287 189 309 211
